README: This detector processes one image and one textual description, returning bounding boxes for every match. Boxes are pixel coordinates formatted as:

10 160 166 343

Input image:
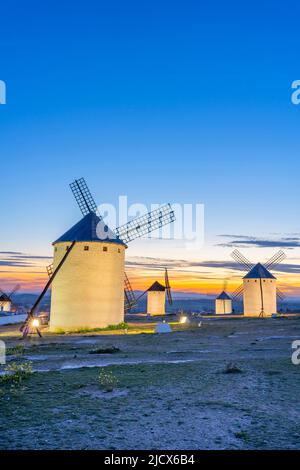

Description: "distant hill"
11 292 300 315
13 293 51 312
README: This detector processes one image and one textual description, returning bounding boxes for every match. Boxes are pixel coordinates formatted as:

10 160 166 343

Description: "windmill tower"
22 178 175 333
138 269 173 316
215 280 232 314
231 250 286 317
0 285 20 313
147 282 166 315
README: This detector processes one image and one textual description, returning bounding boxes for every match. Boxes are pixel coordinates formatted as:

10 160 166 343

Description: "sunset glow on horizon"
1 253 299 298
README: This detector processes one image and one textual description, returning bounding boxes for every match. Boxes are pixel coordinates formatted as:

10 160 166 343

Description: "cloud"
126 256 300 275
218 234 300 249
0 251 52 269
0 260 34 267
271 263 300 274
0 251 24 255
125 257 234 273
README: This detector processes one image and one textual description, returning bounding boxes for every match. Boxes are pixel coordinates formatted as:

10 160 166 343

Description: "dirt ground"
0 316 300 450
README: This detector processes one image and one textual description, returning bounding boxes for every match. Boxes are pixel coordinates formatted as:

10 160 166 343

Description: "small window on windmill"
84 246 89 251
55 247 57 252
103 246 108 252
118 248 121 253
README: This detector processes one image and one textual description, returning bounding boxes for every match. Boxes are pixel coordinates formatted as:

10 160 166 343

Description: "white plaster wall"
243 278 277 316
147 291 166 316
49 241 126 331
215 298 232 314
0 301 12 312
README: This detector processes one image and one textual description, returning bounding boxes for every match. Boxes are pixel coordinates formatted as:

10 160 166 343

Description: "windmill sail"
264 250 286 270
276 287 286 301
115 204 175 244
70 178 175 244
70 178 100 217
46 264 53 278
124 272 137 312
7 284 21 298
231 283 243 300
231 250 253 271
165 268 173 305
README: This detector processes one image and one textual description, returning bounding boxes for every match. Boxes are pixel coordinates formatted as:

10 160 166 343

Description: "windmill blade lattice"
276 288 286 301
232 283 244 300
115 204 175 244
46 264 54 278
70 178 100 217
8 284 21 299
0 286 8 299
222 279 228 292
0 284 20 301
124 272 137 312
264 250 286 270
165 268 173 305
231 250 253 271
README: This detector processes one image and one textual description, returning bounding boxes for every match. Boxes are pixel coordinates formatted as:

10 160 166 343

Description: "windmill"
230 249 286 317
136 268 173 316
46 256 137 313
0 284 20 313
21 178 175 336
215 279 232 315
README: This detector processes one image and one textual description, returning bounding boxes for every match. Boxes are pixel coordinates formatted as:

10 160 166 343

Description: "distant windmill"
230 249 286 317
21 178 175 336
137 268 173 316
215 279 232 315
0 285 20 313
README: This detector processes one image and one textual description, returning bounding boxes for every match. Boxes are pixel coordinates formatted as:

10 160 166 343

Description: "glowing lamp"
32 318 40 328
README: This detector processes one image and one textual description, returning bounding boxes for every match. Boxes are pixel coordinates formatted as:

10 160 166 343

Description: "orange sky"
2 256 299 298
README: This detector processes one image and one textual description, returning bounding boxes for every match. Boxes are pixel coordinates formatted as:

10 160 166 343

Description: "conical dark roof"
148 281 166 292
0 294 10 302
53 212 126 245
217 291 231 300
243 263 276 279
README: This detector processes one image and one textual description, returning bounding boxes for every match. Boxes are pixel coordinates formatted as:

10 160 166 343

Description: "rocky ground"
0 316 299 450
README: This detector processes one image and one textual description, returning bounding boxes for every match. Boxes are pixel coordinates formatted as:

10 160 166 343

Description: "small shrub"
89 346 120 355
0 361 33 385
98 369 119 392
223 362 242 374
98 322 128 332
235 430 250 441
54 323 129 334
7 344 25 356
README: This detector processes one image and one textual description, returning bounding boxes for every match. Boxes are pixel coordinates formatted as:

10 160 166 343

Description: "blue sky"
1 0 300 293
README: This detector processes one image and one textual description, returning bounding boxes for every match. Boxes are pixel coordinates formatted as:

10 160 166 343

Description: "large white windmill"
231 249 286 317
21 178 175 336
